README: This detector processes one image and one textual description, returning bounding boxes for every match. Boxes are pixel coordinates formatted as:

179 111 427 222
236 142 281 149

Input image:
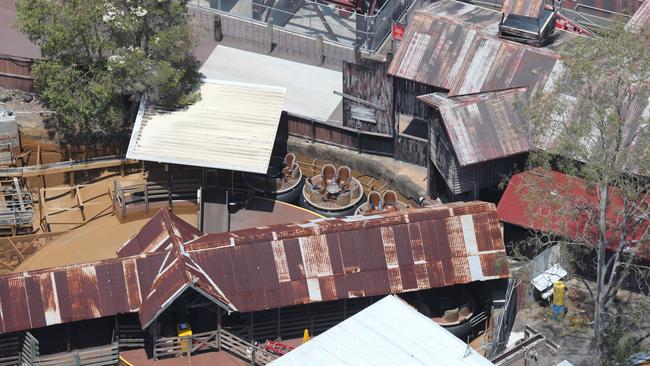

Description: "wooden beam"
311 3 339 41
333 91 387 111
6 237 24 263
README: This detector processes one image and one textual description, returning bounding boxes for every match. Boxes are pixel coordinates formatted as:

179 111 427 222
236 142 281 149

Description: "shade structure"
127 79 287 174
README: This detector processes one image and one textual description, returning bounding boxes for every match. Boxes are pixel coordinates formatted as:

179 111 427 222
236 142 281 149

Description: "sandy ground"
16 209 197 272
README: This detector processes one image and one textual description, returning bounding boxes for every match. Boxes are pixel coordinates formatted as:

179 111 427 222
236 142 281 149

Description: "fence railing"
37 343 119 366
189 0 412 50
287 116 394 156
113 178 199 220
153 329 278 365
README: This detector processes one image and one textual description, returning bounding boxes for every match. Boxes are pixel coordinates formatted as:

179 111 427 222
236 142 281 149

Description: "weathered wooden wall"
394 78 437 120
429 115 527 199
285 115 393 157
342 60 393 136
0 55 34 92
395 134 427 167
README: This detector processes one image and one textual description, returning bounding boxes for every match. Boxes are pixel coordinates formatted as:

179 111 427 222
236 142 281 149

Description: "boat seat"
282 153 296 178
309 175 325 192
322 164 336 186
337 166 352 190
336 191 351 206
443 308 460 323
290 163 301 180
383 190 398 211
368 191 381 211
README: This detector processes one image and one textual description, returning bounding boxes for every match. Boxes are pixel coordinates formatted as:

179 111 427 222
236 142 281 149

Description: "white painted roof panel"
127 80 286 174
268 295 495 366
200 46 342 122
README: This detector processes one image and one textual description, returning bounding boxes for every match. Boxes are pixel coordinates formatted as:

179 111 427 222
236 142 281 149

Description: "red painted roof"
497 169 650 258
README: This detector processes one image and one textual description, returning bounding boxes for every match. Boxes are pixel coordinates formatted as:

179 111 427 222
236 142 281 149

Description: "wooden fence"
37 343 119 366
0 332 38 366
287 116 394 157
395 134 428 167
0 55 34 92
113 178 199 220
153 329 278 365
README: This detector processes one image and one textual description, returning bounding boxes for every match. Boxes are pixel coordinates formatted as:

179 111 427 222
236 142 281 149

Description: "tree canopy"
522 20 650 364
16 0 200 141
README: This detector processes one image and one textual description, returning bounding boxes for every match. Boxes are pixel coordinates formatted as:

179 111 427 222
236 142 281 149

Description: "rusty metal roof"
502 0 545 18
387 0 560 96
418 88 531 166
117 209 202 258
184 201 509 312
0 203 509 334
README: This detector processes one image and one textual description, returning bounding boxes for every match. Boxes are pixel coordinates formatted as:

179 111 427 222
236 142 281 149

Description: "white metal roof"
126 80 287 174
268 295 495 366
200 46 342 122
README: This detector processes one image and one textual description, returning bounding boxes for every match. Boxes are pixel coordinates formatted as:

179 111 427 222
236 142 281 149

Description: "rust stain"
271 240 291 283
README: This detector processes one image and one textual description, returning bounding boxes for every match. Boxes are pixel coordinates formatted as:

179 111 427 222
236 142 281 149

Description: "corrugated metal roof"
626 0 650 32
387 0 559 97
497 169 650 259
502 0 545 18
116 209 202 257
267 295 495 366
0 202 509 334
418 88 530 166
126 80 287 174
185 201 509 312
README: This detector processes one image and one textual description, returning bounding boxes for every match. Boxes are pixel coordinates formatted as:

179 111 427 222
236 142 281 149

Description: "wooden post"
66 323 72 352
343 299 348 319
217 309 222 351
73 352 80 366
214 15 223 42
310 119 315 143
167 164 173 210
315 35 324 65
250 312 255 343
354 45 361 64
276 308 281 339
265 20 273 54
250 348 256 366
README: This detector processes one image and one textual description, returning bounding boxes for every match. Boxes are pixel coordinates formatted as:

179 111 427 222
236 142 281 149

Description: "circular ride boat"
299 164 364 217
430 292 475 339
354 190 411 215
245 153 304 203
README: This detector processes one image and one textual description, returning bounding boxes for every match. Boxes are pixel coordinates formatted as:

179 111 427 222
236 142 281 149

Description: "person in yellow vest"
551 281 567 320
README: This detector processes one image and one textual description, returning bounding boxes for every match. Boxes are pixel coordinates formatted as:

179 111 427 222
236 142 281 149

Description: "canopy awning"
127 79 287 174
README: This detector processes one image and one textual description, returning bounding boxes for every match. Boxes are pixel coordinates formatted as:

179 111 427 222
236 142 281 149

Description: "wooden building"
384 0 569 201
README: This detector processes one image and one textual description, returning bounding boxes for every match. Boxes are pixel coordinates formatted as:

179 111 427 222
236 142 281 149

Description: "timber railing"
153 329 278 365
113 178 199 220
37 343 119 366
0 156 138 178
287 116 395 157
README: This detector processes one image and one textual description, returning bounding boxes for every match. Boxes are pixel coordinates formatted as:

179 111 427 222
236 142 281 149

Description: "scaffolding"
0 177 34 235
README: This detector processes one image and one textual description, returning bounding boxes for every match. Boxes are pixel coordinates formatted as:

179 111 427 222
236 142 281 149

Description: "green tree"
521 20 650 364
16 0 200 142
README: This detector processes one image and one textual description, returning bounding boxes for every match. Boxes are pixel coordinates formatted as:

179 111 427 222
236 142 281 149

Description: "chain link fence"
189 0 412 51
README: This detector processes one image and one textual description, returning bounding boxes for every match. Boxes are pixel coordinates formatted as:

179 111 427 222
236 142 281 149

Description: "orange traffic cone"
302 329 310 344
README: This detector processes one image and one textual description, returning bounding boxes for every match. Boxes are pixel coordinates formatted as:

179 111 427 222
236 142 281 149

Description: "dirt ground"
16 170 198 272
511 278 650 366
